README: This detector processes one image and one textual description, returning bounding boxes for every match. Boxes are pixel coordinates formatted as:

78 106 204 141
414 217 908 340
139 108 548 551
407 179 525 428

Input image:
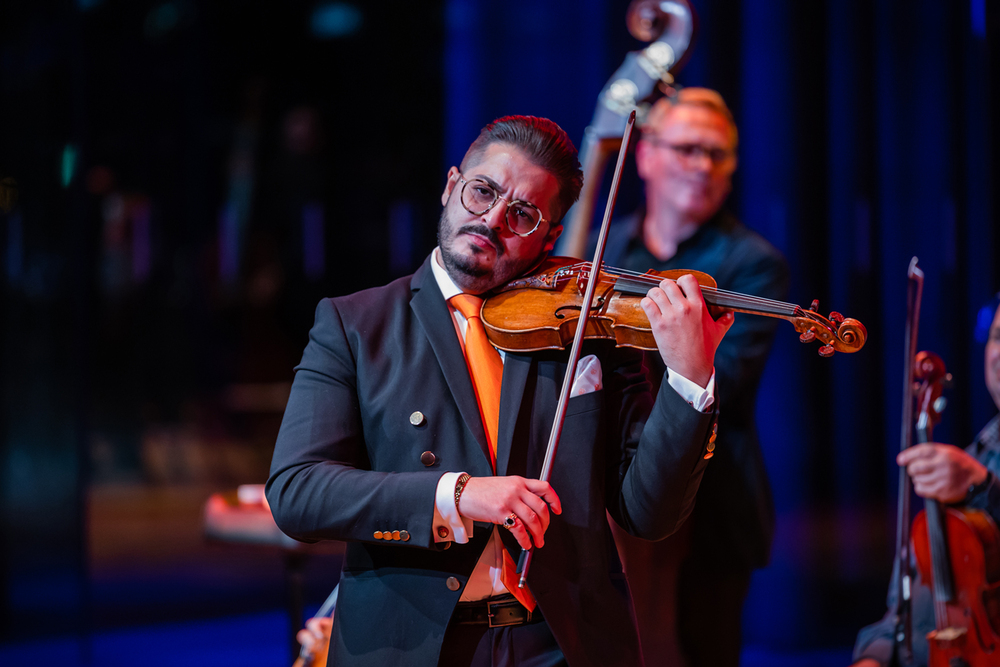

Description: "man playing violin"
851 296 1000 666
267 115 733 666
596 89 789 667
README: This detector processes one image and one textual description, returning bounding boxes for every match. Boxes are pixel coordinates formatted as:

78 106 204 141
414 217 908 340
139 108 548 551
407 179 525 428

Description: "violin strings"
566 262 801 316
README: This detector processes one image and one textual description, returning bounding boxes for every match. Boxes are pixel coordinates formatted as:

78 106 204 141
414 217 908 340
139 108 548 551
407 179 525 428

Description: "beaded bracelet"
454 473 471 513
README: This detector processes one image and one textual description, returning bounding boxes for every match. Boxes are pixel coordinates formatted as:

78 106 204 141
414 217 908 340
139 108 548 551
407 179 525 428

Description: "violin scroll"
913 351 952 433
790 299 867 356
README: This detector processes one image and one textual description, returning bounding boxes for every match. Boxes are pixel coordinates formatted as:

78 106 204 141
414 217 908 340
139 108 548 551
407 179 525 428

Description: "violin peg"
799 330 816 343
829 311 844 325
818 345 835 357
809 299 820 312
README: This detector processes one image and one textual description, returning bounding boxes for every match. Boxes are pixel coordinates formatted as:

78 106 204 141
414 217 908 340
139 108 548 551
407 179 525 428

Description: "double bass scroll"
557 0 698 259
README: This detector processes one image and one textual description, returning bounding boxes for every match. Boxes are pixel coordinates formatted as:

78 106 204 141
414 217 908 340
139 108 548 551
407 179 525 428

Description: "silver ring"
502 513 517 529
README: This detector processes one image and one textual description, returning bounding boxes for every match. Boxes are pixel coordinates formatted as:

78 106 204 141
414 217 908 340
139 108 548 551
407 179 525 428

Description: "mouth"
458 225 502 257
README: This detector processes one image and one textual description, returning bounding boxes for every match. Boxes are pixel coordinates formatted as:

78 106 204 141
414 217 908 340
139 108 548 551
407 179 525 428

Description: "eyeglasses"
643 138 734 166
457 176 548 237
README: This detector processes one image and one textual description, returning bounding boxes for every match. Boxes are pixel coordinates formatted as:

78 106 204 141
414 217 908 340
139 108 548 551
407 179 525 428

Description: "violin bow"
517 110 637 587
893 257 923 666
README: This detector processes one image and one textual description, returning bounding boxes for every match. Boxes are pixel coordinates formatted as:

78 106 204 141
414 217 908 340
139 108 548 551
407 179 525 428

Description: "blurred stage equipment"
204 484 343 662
558 0 698 259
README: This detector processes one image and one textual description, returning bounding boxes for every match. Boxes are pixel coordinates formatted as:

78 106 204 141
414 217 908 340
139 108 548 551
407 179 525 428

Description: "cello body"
912 506 1000 666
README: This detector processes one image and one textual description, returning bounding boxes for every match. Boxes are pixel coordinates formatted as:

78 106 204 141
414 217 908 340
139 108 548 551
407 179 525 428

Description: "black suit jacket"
266 254 718 666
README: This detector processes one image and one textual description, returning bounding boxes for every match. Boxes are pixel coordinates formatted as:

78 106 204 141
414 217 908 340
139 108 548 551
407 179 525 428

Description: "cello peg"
809 299 820 312
829 311 844 325
818 345 835 357
799 330 816 343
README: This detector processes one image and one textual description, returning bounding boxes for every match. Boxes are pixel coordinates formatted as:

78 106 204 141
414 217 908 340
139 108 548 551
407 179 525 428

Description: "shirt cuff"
433 471 474 544
666 368 716 412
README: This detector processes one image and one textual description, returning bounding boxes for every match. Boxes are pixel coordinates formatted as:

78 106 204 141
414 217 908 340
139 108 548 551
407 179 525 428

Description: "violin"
482 256 867 356
908 352 1000 666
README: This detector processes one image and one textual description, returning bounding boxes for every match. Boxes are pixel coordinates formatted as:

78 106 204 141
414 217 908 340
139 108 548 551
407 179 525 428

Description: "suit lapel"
409 258 494 471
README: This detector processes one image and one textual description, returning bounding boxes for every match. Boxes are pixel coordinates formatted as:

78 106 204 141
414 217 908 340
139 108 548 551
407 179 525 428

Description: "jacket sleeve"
604 348 718 541
265 298 442 548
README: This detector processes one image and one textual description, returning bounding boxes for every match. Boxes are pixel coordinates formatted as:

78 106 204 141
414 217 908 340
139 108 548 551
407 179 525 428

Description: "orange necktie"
449 294 536 612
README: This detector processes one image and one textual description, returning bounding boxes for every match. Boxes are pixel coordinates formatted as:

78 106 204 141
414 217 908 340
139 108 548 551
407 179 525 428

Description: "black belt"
452 593 542 628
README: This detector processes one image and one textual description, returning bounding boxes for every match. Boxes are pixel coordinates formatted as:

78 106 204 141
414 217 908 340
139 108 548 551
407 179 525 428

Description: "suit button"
400 530 410 541
703 452 714 460
706 441 716 453
446 577 461 591
420 451 436 466
373 530 383 540
410 411 426 426
392 530 401 541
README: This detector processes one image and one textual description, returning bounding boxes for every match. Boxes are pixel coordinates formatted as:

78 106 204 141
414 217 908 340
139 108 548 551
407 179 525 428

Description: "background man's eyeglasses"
644 138 734 165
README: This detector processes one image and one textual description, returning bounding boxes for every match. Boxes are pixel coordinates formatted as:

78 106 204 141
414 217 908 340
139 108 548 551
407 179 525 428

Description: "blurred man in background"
597 88 789 667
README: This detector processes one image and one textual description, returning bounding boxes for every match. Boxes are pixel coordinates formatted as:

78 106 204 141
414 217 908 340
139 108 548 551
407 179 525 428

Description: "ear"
634 139 652 180
441 167 461 206
542 223 563 255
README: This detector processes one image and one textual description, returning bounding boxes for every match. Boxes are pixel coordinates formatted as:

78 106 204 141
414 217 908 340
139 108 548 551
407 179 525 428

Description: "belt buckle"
486 599 529 628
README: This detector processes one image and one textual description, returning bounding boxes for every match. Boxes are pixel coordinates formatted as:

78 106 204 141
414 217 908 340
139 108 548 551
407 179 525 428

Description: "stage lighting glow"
310 2 363 39
61 145 78 188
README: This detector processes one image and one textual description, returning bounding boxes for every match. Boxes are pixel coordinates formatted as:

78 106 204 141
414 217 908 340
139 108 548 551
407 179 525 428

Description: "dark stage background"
1 0 998 662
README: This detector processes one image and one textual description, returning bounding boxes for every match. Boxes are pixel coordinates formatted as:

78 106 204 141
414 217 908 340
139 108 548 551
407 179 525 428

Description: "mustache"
458 223 504 256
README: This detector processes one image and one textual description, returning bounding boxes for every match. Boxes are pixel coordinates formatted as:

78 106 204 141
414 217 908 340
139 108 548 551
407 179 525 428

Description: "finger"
715 308 735 330
675 273 706 305
912 479 939 498
656 277 688 307
905 459 940 477
305 617 330 636
897 444 937 465
514 502 547 548
520 491 551 530
524 479 561 514
507 516 534 550
297 628 317 649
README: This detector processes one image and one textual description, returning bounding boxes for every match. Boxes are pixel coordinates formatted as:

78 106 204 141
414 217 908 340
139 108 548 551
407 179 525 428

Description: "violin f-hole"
554 297 605 320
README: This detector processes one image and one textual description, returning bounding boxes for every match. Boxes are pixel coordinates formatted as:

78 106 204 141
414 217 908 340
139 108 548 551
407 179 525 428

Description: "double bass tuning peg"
818 345 835 358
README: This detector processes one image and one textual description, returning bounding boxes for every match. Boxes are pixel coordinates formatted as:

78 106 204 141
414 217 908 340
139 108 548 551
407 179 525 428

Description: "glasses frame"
457 176 548 238
642 137 735 166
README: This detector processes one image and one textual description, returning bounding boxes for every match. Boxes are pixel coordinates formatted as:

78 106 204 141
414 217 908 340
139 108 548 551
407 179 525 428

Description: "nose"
482 199 508 232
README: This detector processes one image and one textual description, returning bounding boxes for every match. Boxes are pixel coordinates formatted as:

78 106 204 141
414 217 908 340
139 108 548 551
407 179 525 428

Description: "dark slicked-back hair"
460 115 583 224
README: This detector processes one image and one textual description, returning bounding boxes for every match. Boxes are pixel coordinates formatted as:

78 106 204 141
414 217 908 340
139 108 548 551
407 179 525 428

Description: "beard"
438 212 504 280
437 207 544 294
